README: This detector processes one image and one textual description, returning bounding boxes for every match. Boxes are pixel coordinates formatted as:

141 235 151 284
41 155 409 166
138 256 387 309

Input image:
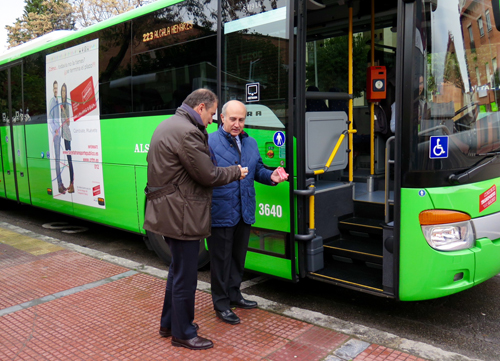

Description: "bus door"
0 62 30 203
293 0 400 296
220 0 296 281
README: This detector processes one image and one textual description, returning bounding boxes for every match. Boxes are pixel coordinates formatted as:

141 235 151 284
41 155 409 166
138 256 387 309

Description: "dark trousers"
160 237 199 340
207 219 251 312
64 140 74 184
53 135 62 187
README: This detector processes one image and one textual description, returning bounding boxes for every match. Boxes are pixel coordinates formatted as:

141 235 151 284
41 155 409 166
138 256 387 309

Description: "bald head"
221 100 246 137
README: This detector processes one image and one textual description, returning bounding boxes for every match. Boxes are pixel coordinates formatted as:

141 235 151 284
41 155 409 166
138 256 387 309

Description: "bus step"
353 200 385 219
308 257 385 295
338 217 384 236
323 236 383 265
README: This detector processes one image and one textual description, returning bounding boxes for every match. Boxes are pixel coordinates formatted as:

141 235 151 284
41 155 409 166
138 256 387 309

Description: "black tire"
146 230 210 269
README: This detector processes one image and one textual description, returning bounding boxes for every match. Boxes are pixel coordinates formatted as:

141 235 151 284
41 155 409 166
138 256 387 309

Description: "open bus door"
0 62 30 203
294 0 400 297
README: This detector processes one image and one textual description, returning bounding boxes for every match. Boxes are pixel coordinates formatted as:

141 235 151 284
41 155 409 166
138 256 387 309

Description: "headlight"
419 210 475 251
421 221 475 251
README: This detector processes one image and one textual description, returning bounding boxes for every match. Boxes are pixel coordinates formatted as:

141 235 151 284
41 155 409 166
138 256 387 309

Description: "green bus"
2 0 500 301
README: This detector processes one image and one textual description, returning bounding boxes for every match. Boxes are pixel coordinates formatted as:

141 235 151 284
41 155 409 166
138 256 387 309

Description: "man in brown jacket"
144 89 246 350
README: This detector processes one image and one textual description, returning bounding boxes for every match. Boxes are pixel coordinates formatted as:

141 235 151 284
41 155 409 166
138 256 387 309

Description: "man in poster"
48 80 65 194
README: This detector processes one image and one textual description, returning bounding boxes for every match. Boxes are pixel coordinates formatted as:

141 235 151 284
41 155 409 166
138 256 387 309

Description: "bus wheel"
145 230 210 269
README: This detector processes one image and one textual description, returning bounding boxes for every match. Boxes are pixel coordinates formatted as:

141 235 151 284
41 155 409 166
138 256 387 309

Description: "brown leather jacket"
143 107 241 240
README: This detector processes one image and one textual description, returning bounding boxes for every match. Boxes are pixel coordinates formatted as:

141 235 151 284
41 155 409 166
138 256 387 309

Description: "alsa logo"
247 111 262 116
135 143 150 153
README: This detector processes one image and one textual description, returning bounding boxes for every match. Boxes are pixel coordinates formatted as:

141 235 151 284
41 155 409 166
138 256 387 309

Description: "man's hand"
238 165 248 180
271 167 289 183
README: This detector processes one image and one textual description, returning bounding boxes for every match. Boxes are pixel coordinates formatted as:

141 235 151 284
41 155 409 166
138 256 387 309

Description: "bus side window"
98 23 133 116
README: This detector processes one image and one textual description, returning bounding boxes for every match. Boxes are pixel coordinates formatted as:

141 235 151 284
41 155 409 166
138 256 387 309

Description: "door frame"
0 60 24 202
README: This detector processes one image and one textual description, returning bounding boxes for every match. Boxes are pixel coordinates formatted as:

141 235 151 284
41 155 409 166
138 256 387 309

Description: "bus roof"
0 31 75 64
0 0 182 67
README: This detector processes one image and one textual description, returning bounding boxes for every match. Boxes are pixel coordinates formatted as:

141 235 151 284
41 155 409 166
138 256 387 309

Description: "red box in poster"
479 185 496 213
70 76 97 121
93 185 101 196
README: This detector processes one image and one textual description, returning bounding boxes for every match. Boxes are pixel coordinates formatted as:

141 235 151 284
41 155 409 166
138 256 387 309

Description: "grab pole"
348 2 354 182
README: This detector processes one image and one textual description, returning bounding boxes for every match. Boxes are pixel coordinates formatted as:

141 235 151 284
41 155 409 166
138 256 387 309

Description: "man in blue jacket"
208 100 288 324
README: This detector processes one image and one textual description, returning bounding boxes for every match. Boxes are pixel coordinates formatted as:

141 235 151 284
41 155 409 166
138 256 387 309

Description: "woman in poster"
60 83 75 193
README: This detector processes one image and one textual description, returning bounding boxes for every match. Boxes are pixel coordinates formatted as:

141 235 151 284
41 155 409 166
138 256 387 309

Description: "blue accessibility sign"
429 136 449 159
273 131 285 147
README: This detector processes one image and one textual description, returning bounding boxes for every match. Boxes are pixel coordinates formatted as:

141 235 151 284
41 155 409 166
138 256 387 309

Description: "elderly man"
208 100 288 324
144 89 247 350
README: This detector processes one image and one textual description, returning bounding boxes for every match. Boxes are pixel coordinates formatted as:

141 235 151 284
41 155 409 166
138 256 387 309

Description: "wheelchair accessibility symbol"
429 136 449 159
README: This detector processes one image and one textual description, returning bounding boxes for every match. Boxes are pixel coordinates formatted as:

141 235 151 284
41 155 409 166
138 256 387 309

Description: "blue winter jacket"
209 126 275 227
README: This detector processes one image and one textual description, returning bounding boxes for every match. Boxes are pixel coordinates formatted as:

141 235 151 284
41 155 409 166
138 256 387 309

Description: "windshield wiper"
448 155 500 185
448 153 500 184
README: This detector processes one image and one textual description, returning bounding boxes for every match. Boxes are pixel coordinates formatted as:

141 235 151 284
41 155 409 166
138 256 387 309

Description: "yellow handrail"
309 185 315 229
313 129 357 175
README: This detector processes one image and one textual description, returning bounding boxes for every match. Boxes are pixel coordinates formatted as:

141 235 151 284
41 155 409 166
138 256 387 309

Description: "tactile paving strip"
0 230 65 255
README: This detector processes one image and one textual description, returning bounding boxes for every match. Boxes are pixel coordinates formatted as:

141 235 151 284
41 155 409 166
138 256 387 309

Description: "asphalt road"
1 198 498 361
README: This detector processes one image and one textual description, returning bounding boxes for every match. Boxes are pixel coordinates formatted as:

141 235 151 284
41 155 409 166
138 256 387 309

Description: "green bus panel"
25 124 49 159
423 179 500 287
0 165 4 198
245 251 292 280
253 181 290 232
399 181 500 301
1 127 16 200
473 238 500 284
28 158 74 214
135 166 147 235
399 187 476 300
423 179 500 218
72 163 140 233
13 125 30 203
100 116 168 166
244 128 286 169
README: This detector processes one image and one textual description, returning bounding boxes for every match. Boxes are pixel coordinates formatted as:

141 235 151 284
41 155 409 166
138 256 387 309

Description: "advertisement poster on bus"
45 39 105 208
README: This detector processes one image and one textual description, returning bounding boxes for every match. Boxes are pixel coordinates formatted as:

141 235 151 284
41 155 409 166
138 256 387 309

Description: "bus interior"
298 0 400 296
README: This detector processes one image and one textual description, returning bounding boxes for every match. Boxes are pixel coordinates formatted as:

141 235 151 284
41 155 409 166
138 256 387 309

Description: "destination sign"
143 21 194 42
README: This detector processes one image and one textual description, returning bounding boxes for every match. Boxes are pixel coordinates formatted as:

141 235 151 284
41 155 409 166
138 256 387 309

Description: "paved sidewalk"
0 223 470 360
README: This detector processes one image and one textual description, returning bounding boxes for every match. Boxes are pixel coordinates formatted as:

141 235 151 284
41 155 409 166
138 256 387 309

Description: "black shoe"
215 309 240 324
230 298 258 309
159 323 199 337
171 336 213 350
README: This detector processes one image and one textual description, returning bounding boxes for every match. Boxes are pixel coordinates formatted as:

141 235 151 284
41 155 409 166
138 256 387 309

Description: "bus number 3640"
258 203 282 218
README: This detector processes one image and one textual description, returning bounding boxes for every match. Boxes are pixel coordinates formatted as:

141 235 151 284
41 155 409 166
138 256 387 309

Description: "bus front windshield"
407 0 500 186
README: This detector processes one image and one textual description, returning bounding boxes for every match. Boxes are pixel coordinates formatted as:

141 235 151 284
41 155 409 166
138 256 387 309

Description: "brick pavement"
0 226 428 361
